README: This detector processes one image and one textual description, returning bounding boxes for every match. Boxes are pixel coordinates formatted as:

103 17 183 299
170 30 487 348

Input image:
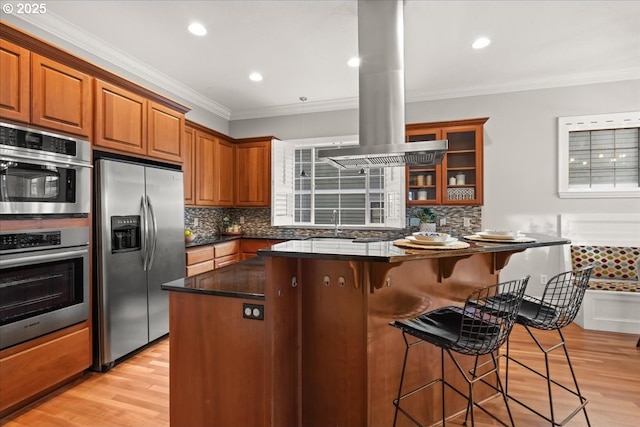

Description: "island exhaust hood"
318 0 447 169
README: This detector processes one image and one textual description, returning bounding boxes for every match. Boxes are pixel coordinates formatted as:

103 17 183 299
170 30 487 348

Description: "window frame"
271 135 406 229
558 111 640 199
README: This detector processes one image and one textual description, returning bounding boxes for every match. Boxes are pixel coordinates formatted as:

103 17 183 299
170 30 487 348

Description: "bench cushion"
571 245 639 280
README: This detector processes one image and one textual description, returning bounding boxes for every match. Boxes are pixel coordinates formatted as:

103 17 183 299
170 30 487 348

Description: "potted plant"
413 208 437 232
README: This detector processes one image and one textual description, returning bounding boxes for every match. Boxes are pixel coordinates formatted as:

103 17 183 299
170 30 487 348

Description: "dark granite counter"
162 257 264 300
184 234 297 248
260 233 570 262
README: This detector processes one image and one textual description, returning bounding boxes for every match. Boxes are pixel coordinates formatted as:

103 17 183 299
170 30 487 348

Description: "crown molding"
405 68 640 104
230 97 359 121
10 11 232 121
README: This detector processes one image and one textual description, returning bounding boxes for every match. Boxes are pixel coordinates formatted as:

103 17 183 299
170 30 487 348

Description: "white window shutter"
271 139 294 226
384 166 406 228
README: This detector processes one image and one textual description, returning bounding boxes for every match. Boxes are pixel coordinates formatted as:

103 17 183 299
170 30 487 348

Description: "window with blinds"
568 128 639 188
558 112 640 198
272 136 405 228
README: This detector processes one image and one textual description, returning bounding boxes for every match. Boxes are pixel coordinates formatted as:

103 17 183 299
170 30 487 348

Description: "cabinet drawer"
186 260 214 277
0 327 90 416
214 240 239 258
241 239 272 254
186 246 214 265
214 253 240 269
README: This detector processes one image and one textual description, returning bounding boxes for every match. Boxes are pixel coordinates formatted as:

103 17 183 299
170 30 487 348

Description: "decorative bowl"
412 231 450 242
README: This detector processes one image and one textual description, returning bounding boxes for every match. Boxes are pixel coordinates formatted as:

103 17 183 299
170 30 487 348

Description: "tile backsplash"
185 206 482 239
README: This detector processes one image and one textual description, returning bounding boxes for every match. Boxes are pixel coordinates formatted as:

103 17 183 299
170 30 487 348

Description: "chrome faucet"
332 209 342 236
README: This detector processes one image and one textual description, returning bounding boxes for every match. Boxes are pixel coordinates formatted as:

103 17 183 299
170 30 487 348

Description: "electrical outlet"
193 218 199 227
243 303 264 320
239 216 245 224
440 218 447 226
540 274 548 284
463 217 471 227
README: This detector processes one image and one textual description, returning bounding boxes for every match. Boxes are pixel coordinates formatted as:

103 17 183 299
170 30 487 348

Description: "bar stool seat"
390 277 530 427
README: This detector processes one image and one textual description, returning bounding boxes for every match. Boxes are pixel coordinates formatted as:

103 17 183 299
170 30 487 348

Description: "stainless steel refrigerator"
94 158 185 371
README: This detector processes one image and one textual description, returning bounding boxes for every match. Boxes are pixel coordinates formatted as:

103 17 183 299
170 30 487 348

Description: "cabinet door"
31 54 92 137
214 139 235 206
183 126 196 205
405 128 442 205
148 101 184 163
0 39 30 123
94 79 147 155
442 124 483 205
195 131 216 206
235 140 271 207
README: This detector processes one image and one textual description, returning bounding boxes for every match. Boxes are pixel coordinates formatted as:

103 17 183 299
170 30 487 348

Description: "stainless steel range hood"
318 0 447 169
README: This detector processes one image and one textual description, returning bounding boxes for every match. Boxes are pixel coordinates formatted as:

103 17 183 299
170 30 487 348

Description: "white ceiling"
7 0 640 121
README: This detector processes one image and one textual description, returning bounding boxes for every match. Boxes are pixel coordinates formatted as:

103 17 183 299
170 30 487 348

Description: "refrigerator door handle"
141 195 149 271
147 195 159 269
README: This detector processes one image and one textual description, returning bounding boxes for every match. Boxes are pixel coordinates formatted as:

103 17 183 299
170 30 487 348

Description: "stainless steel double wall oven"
0 122 92 350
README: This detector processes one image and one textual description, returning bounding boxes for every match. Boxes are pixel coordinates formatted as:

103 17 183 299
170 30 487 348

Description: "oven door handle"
0 153 92 169
0 248 88 269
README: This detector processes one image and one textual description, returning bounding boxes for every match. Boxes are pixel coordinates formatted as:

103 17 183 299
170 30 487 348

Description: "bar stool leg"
504 326 591 427
558 329 591 427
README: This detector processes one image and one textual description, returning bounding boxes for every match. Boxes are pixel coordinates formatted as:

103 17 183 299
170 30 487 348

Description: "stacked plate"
407 232 459 246
475 230 523 240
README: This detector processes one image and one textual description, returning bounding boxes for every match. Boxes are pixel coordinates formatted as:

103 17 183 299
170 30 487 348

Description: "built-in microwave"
0 122 91 217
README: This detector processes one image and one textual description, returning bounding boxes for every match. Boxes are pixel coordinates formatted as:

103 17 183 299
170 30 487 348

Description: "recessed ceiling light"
472 37 491 49
188 23 207 36
249 72 263 82
347 57 361 67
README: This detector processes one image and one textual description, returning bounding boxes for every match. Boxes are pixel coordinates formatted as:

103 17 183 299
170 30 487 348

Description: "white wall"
230 80 640 295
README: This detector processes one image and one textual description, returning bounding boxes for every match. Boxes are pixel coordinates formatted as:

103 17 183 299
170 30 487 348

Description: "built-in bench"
570 244 640 344
560 213 640 342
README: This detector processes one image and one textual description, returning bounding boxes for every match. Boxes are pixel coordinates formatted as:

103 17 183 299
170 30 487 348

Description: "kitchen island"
163 234 569 427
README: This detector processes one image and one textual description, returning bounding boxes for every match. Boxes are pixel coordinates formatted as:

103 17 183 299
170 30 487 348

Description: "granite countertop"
185 234 297 248
260 233 571 262
162 257 265 299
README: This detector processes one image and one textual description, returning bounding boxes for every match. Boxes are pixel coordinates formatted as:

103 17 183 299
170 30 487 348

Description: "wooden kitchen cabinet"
94 79 184 163
241 239 284 260
406 117 487 206
0 40 92 136
185 240 240 277
31 54 93 137
0 39 30 123
94 79 147 155
194 129 234 207
215 138 235 206
235 137 273 207
183 126 196 205
147 101 184 162
0 325 91 417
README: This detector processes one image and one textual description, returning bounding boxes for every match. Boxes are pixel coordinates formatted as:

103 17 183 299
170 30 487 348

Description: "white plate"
476 232 524 240
406 236 459 246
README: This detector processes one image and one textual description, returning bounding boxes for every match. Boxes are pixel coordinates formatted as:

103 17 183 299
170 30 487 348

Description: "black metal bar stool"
390 277 530 427
503 266 594 426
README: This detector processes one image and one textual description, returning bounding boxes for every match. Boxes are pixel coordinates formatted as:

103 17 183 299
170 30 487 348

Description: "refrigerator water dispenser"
111 216 141 253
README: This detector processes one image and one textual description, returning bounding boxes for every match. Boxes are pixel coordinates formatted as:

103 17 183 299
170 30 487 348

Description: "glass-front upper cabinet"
405 118 488 206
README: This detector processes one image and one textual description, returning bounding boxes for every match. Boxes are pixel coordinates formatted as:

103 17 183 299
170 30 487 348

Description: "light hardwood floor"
1 324 638 427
